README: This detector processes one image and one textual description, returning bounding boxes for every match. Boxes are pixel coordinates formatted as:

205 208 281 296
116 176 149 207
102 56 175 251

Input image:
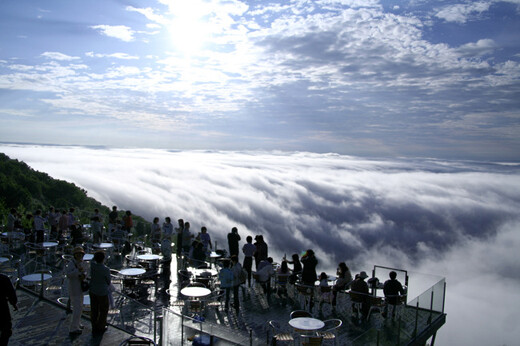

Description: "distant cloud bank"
1 144 520 345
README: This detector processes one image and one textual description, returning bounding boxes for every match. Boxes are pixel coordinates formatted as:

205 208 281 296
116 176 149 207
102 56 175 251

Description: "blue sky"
1 0 520 160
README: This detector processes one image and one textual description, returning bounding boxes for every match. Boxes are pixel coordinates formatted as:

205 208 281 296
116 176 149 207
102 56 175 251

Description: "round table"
190 268 218 277
22 273 52 282
180 287 212 298
209 252 221 259
136 254 162 261
1 231 25 239
42 242 58 248
94 242 114 249
83 254 94 261
288 317 325 331
0 257 9 263
119 268 146 276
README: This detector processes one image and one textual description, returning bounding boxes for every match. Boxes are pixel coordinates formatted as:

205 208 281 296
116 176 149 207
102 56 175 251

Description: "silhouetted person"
89 251 111 334
227 227 241 258
0 273 17 345
383 271 406 317
351 271 370 318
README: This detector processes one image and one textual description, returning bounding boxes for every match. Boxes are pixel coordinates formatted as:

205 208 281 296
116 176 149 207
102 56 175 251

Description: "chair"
318 285 333 310
290 310 312 319
295 283 315 311
267 320 294 345
177 270 191 288
119 336 156 346
195 275 212 289
385 294 407 319
318 319 342 345
348 291 367 322
275 273 290 297
300 334 323 346
366 295 385 321
206 289 225 311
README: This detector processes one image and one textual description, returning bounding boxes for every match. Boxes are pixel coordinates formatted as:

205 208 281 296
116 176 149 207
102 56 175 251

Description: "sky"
1 0 520 160
2 144 520 345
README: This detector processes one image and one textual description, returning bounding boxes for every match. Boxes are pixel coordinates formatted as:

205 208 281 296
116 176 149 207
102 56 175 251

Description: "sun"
168 0 212 56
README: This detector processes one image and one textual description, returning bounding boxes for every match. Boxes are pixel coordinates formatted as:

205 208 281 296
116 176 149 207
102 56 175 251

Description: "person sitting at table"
218 259 234 313
242 236 255 287
382 271 406 318
253 235 268 270
70 223 83 246
192 241 206 267
89 251 111 334
332 262 353 308
275 260 291 299
318 272 333 308
257 257 274 299
65 246 87 335
350 271 370 318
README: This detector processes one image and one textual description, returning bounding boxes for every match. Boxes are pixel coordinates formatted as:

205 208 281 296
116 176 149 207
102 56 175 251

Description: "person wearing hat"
65 246 87 335
350 271 370 318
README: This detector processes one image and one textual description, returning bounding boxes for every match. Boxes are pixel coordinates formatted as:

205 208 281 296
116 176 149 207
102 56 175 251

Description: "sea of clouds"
2 144 520 345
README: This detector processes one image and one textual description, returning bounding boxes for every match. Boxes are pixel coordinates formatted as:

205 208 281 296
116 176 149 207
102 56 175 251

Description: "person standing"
89 251 111 334
0 273 17 345
47 206 59 240
122 211 133 233
182 222 192 254
382 271 406 318
58 209 69 241
227 227 241 259
301 249 318 286
242 236 255 287
65 246 87 335
175 219 184 257
107 206 118 236
218 260 234 313
6 208 17 232
230 255 244 313
199 227 212 252
33 209 46 243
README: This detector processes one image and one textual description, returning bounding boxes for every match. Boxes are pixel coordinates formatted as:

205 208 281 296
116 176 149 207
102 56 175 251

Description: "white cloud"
85 52 139 60
90 25 135 42
40 52 80 61
435 2 491 23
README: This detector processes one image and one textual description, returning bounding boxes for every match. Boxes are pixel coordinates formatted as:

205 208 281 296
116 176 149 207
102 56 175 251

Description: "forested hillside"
0 152 148 232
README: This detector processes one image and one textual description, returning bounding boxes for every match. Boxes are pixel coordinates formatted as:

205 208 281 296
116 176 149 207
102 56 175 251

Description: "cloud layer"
2 144 520 345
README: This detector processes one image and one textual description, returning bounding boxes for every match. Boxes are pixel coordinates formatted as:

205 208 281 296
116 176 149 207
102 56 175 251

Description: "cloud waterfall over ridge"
2 145 518 267
2 144 520 345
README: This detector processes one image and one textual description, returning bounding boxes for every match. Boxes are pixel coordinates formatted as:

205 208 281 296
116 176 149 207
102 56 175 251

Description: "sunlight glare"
169 0 212 56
